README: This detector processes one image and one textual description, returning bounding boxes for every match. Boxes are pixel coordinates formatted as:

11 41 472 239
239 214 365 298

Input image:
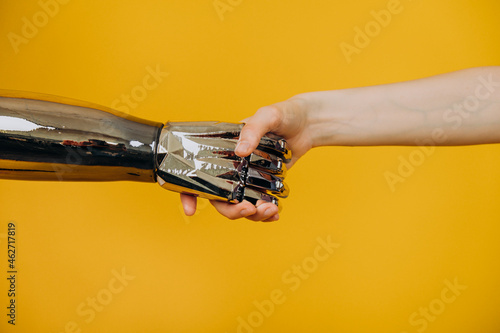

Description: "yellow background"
1 0 500 332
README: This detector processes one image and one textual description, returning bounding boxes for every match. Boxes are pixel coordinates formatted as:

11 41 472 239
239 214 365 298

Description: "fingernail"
240 209 249 216
236 141 249 154
264 208 274 218
182 202 191 216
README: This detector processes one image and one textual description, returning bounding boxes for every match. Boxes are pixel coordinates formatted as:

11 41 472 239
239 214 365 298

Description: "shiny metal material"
0 90 162 182
156 122 291 208
0 90 292 209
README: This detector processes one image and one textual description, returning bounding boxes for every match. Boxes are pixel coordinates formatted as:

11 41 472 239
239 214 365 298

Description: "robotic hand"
0 91 291 209
157 122 291 208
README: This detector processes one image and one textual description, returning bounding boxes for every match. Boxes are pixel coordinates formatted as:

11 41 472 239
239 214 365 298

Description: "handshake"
0 91 293 222
4 69 494 221
157 122 291 209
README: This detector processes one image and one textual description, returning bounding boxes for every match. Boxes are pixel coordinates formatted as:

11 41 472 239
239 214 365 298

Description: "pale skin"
181 66 500 221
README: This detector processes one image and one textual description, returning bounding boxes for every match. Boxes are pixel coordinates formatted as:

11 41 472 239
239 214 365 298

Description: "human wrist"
292 90 371 147
295 86 429 147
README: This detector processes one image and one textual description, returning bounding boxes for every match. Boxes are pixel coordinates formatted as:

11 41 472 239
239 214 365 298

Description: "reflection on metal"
0 90 291 208
0 91 162 182
156 122 291 208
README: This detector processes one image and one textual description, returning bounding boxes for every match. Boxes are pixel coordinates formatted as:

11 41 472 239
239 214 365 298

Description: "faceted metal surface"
156 122 291 207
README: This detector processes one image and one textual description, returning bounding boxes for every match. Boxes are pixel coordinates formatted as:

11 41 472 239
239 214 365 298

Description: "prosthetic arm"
0 91 290 208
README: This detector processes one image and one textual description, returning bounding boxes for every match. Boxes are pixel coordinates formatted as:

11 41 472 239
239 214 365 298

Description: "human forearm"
300 66 500 147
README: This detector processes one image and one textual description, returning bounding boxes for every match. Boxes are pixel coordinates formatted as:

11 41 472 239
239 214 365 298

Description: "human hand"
235 96 313 167
181 96 315 221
